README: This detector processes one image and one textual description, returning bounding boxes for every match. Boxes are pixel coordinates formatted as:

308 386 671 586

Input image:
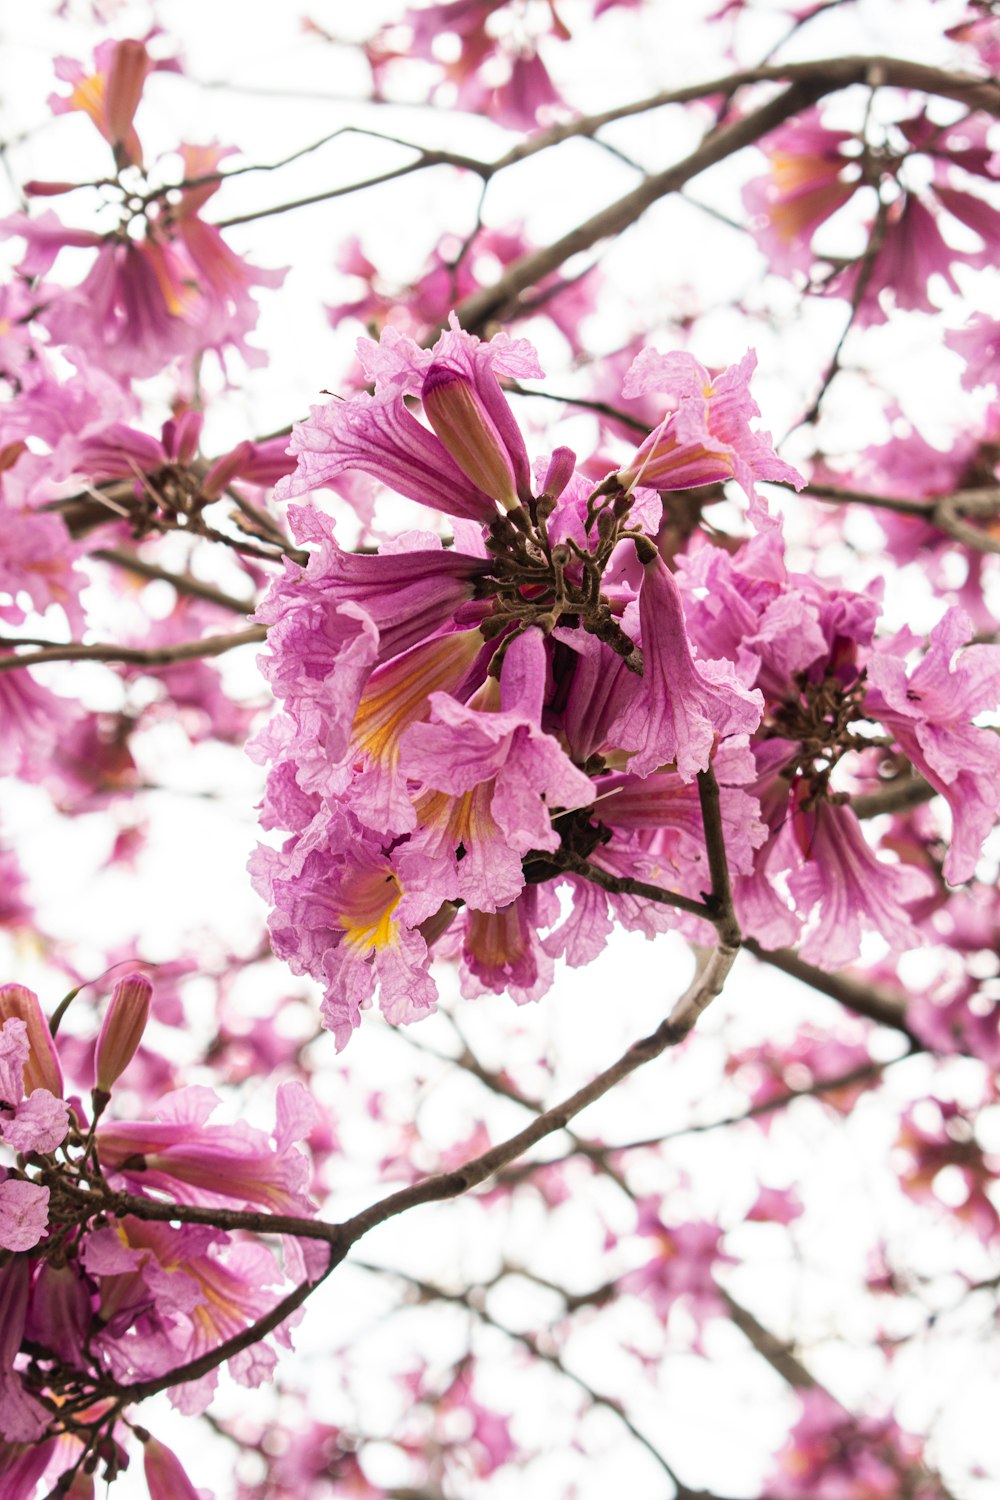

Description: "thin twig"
90 548 255 615
0 627 266 674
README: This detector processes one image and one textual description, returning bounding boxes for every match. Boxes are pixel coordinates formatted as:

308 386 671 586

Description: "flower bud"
105 39 152 163
0 984 63 1098
94 973 152 1094
143 1435 201 1500
422 364 520 510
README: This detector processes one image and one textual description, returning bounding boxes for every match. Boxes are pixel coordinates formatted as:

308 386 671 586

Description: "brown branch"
605 1055 898 1151
0 626 266 674
355 1260 688 1490
562 857 715 922
214 147 490 229
719 1290 818 1390
335 946 735 1246
489 57 1000 173
90 548 255 615
743 939 921 1044
808 483 1000 554
454 82 831 333
66 940 735 1410
452 59 999 334
850 775 937 819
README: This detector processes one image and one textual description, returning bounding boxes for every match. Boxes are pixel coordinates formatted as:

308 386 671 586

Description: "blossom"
619 348 804 520
743 111 860 277
398 629 595 913
0 1016 69 1155
2 143 284 380
276 319 542 523
94 972 153 1093
767 1389 936 1499
50 37 159 167
454 885 560 1005
788 799 930 968
0 1177 50 1253
143 1435 204 1500
0 1258 49 1440
865 608 1000 884
0 986 62 1097
609 552 764 780
250 816 438 1051
946 314 1000 391
623 1202 734 1332
86 1217 291 1412
96 1082 316 1215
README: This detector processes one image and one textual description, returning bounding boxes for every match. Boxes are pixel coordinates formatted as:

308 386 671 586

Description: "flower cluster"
744 104 1000 324
251 319 1000 1048
0 976 320 1493
1 37 283 382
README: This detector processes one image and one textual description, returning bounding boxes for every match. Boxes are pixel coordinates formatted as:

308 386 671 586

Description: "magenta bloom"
250 810 438 1051
0 1177 50 1255
789 799 930 968
276 319 542 523
0 1258 49 1440
143 1436 203 1500
866 609 1000 884
455 885 561 1006
609 553 764 780
743 111 860 277
0 1016 69 1158
97 1081 316 1215
946 314 1000 392
767 1389 935 1499
619 348 804 519
49 37 161 167
2 140 284 381
398 629 595 913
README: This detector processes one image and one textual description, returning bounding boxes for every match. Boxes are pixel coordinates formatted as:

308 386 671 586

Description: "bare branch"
0 626 266 674
214 147 489 229
355 1260 689 1489
743 939 921 1045
850 776 937 819
90 548 255 615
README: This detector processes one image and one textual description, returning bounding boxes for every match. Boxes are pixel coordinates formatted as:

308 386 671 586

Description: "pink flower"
97 1082 316 1215
743 111 860 277
86 1217 293 1412
623 1203 734 1331
94 972 153 1093
866 608 1000 884
0 1258 49 1439
619 348 803 521
454 885 560 1005
251 820 438 1051
143 1435 204 1500
0 1177 50 1253
276 319 542 524
946 314 1000 391
398 629 595 913
50 37 160 167
768 1389 935 1499
609 552 764 780
3 144 284 381
0 1017 69 1155
0 985 63 1097
788 799 930 968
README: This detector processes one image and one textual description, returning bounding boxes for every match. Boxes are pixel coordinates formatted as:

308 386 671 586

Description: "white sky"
1 2 998 1496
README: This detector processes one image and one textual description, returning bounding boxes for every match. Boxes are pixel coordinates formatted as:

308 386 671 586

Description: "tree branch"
0 627 266 674
90 548 255 615
743 939 921 1045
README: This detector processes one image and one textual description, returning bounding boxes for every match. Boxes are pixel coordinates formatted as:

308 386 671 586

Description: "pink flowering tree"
1 2 998 1496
